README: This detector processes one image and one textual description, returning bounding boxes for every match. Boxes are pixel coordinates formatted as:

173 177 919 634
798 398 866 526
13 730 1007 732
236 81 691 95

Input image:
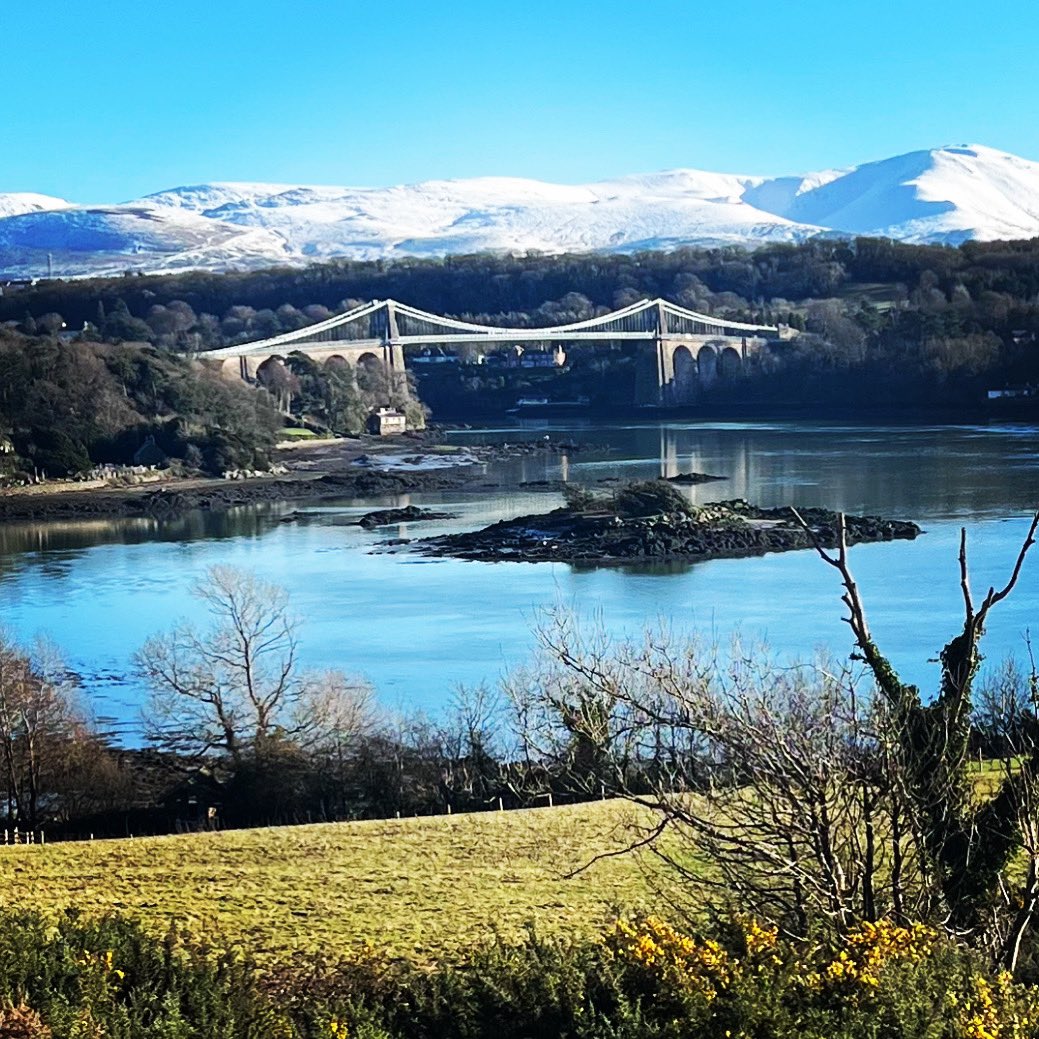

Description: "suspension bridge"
202 297 782 405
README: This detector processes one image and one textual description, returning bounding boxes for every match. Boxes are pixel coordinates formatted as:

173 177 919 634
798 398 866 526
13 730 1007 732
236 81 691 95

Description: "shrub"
611 481 694 518
6 909 1039 1038
561 483 601 512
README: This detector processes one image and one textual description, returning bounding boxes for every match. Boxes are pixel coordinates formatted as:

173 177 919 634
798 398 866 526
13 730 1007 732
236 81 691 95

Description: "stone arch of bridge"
697 344 719 388
322 353 352 370
255 355 286 380
671 344 698 405
719 345 743 379
355 350 389 395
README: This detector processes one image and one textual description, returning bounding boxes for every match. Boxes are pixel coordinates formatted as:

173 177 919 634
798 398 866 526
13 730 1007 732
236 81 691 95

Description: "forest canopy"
4 234 1039 474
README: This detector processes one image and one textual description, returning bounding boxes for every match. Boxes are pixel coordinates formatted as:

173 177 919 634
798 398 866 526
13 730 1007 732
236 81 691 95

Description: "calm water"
2 419 1039 739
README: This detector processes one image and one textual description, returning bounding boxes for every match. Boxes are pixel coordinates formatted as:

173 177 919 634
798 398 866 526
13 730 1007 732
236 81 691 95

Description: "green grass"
278 427 319 440
10 801 663 962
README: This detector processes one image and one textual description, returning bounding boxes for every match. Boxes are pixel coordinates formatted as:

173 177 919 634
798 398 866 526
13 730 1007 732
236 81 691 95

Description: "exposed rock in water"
320 469 465 496
414 500 922 566
355 505 455 528
664 472 726 485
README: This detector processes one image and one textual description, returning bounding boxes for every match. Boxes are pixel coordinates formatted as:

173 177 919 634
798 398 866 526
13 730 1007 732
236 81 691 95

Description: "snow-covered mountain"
0 192 71 220
3 145 1039 278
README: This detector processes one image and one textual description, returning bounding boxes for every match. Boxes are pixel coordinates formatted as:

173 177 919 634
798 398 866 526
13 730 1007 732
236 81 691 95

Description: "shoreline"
3 407 1033 526
0 431 586 524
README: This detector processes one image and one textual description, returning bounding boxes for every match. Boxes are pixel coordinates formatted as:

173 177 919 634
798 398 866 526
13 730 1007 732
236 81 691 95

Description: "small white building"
368 407 407 436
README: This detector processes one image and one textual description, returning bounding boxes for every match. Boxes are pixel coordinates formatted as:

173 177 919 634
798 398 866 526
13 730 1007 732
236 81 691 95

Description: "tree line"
0 328 282 477
6 235 1039 415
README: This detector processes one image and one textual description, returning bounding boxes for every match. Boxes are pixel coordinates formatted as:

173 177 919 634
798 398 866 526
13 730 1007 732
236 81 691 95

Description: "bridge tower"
654 300 675 392
634 301 676 406
369 299 407 374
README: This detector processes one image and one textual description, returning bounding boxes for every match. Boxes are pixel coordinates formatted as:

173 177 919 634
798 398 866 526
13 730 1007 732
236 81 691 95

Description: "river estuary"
1 419 1038 739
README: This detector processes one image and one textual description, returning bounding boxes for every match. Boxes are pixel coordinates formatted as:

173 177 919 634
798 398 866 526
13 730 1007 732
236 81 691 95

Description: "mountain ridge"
2 145 1038 279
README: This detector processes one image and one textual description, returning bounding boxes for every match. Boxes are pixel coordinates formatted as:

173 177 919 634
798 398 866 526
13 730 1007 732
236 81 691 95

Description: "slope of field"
9 801 664 961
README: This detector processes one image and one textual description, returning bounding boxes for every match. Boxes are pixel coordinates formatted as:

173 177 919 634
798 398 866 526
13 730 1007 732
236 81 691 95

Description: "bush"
561 483 601 512
0 912 285 1039
6 909 1039 1038
611 481 694 518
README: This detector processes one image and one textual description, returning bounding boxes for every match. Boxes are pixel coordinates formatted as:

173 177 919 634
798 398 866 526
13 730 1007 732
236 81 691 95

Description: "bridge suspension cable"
202 298 779 359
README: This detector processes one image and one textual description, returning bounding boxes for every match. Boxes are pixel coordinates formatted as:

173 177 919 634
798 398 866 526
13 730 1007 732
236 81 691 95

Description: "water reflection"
0 507 284 559
1 419 1038 741
467 420 1039 520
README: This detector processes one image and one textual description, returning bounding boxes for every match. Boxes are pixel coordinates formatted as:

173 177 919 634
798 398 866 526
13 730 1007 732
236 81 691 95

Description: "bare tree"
136 566 372 769
794 508 1039 968
506 617 925 932
437 685 509 808
0 631 83 829
506 509 1039 968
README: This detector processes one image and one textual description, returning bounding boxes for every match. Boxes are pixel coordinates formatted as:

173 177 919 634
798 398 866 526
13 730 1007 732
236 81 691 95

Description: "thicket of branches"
504 510 1039 971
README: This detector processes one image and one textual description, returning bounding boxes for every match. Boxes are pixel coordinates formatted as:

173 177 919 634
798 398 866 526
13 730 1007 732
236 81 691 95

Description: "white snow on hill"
766 145 1039 243
0 193 71 220
2 145 1039 278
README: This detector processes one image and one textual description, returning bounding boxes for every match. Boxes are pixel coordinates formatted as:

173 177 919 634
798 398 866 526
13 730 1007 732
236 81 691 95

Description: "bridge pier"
384 341 405 374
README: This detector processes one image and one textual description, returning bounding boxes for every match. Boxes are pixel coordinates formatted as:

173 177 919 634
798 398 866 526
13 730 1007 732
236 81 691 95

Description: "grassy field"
8 801 665 962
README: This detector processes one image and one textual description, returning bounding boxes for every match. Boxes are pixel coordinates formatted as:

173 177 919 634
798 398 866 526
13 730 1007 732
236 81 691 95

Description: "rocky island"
415 481 921 566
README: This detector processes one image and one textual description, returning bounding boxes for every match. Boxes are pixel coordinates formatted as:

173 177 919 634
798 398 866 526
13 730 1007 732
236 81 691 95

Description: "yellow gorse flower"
74 949 125 983
603 916 733 1001
821 920 937 993
743 919 779 957
601 913 1039 1037
953 971 1039 1039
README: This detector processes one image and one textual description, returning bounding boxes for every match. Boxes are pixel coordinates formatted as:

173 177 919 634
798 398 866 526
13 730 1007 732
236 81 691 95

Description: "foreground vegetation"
3 908 1038 1038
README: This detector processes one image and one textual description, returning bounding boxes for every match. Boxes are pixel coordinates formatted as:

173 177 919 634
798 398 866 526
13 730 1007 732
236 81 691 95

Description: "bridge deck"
201 297 779 359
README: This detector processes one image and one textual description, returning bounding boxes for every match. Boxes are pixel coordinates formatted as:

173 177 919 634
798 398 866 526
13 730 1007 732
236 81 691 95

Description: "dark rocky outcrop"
355 505 455 528
664 471 726 484
415 499 922 566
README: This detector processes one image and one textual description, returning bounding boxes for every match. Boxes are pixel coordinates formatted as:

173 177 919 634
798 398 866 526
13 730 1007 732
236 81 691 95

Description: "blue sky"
5 0 1038 200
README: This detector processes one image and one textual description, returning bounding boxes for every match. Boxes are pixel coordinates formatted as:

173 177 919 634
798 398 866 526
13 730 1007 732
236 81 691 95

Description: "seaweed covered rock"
416 490 921 566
